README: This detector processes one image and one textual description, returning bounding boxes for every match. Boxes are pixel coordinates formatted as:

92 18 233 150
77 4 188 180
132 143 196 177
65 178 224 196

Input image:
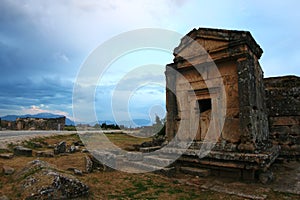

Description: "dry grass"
0 133 299 199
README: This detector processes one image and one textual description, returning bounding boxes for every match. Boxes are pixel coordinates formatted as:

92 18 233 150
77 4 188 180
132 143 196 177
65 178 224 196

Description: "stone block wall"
264 76 300 158
16 117 66 131
166 28 271 153
1 117 65 131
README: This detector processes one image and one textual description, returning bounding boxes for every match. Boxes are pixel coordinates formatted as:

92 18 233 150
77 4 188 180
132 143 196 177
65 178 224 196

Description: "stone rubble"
53 141 66 155
13 146 32 157
17 160 89 199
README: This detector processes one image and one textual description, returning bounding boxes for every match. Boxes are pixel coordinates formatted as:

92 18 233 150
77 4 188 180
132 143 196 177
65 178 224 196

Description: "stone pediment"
173 28 263 64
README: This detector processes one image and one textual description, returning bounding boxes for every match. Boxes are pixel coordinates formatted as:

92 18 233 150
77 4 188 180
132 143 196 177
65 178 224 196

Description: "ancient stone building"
16 117 66 131
1 117 65 131
0 120 16 130
264 76 300 158
165 28 280 180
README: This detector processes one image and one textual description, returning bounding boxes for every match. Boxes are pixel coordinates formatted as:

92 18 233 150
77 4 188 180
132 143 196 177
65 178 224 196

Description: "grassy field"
0 133 299 199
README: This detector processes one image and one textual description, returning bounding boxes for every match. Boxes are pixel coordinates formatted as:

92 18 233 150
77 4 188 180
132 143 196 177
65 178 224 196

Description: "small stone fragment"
2 165 15 175
0 153 14 159
36 151 54 157
69 145 76 153
85 156 93 173
53 141 66 155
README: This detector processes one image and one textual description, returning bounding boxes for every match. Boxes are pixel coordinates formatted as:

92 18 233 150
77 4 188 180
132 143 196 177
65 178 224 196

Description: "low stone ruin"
16 160 89 199
264 76 300 158
0 116 65 131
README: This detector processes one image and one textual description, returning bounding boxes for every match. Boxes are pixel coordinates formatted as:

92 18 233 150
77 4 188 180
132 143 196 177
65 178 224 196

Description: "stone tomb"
165 28 279 180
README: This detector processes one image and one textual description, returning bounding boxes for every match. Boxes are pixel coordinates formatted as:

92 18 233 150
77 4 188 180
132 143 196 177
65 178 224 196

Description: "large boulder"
16 160 89 199
2 166 15 175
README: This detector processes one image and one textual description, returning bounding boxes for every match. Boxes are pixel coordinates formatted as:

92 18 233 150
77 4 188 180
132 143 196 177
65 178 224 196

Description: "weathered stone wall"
16 117 66 131
1 117 65 130
166 28 271 152
236 56 270 152
264 76 300 157
1 120 16 130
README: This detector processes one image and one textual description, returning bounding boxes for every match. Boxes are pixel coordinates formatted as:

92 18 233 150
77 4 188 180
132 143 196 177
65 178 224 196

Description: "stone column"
165 64 178 141
236 55 269 152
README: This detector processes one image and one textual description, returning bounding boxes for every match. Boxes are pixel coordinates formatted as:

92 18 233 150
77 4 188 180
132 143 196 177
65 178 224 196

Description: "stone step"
143 155 174 167
180 166 211 177
120 159 163 172
140 146 162 153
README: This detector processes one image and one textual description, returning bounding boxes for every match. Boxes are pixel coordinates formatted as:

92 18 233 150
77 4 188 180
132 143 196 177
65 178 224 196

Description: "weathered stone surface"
265 76 300 158
2 165 15 175
85 155 93 173
0 153 14 159
180 166 210 177
17 160 89 199
126 152 143 161
1 117 65 131
13 146 32 157
164 27 300 180
166 27 270 151
36 150 54 157
69 145 76 153
222 118 240 143
53 141 66 155
81 148 88 153
30 142 43 148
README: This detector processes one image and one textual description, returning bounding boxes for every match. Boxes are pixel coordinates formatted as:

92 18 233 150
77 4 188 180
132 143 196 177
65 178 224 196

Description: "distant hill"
0 113 75 126
90 119 152 128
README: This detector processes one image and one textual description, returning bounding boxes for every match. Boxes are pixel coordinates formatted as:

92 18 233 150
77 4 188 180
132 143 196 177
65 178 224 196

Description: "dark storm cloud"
0 77 73 109
0 0 78 115
0 0 77 81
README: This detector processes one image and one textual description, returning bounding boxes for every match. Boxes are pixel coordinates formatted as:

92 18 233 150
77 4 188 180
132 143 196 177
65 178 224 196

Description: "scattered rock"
140 136 166 148
85 156 93 173
2 165 15 175
35 150 54 157
73 140 84 147
54 141 66 155
0 195 10 200
17 160 89 199
47 144 55 149
74 169 83 176
81 148 88 153
30 142 43 148
0 153 14 159
67 168 83 176
13 146 32 157
69 145 76 153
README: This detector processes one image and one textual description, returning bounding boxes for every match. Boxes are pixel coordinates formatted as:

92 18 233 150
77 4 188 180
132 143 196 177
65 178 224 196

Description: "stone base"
161 144 279 181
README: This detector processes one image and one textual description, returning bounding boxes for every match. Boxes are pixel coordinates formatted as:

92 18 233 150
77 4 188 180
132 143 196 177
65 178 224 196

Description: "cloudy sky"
0 0 299 123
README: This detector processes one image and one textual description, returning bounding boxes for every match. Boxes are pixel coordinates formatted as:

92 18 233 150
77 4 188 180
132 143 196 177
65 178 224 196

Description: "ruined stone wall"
264 76 300 158
0 120 16 130
16 117 66 131
1 117 65 130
